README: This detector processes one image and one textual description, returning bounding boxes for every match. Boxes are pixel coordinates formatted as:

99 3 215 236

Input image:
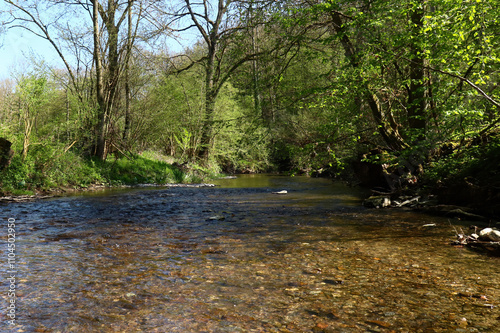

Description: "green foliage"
17 75 50 106
0 143 190 195
141 69 204 159
174 128 195 161
97 154 186 185
210 83 272 173
0 142 101 193
144 69 271 172
0 155 33 193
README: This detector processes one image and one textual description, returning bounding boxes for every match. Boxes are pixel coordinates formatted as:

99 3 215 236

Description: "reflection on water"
1 175 499 332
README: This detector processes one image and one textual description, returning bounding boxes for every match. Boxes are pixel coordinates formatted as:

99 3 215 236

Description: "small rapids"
1 175 499 332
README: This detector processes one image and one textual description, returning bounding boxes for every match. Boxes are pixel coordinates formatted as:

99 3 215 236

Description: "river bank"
0 151 217 198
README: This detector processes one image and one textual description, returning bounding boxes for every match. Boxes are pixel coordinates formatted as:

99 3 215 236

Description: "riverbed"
1 175 499 332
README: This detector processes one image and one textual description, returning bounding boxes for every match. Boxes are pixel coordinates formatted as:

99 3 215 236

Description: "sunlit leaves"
425 0 498 71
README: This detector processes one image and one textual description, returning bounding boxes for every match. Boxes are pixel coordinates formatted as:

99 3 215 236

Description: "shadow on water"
1 175 499 332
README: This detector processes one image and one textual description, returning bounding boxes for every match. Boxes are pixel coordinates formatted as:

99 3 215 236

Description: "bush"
0 146 191 195
98 154 186 185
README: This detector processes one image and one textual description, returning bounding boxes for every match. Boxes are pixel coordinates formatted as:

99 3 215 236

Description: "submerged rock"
272 190 288 194
208 215 225 221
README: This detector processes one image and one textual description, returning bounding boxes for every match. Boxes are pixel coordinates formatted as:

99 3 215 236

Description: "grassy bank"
0 145 215 196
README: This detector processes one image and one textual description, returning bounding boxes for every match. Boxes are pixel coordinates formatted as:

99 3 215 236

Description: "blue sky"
0 1 205 81
0 27 62 80
0 26 196 81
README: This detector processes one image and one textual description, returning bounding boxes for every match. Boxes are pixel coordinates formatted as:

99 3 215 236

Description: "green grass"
97 154 186 185
0 147 195 195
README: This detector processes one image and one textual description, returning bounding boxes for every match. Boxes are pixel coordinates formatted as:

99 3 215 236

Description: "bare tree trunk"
123 1 133 143
186 0 227 161
94 0 132 159
197 48 216 160
93 0 107 160
250 3 262 115
179 0 265 161
22 113 33 161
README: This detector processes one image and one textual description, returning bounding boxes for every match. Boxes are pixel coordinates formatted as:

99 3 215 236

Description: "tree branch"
3 1 80 99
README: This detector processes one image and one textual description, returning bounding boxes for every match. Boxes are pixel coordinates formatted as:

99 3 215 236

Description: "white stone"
479 228 500 241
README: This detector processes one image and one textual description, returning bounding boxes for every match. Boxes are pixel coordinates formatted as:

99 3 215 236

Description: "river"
1 175 499 332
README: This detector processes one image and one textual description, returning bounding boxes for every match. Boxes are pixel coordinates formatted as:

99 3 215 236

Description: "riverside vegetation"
0 0 499 217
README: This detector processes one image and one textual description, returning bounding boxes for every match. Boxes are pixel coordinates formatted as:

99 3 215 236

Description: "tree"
92 0 137 159
422 0 500 137
123 1 133 142
15 73 51 160
407 0 426 142
170 0 269 161
1 0 150 160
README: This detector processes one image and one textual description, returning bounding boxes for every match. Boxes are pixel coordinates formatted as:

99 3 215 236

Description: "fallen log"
394 196 420 207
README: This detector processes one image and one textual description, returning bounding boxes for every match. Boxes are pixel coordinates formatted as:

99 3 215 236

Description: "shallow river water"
1 175 499 332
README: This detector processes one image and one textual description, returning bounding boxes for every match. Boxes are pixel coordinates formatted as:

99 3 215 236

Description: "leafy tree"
1 0 160 160
15 72 52 160
170 0 272 162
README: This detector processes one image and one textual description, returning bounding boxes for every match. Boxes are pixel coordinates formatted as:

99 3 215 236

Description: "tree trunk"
407 1 426 142
197 55 216 160
22 115 33 161
250 3 262 115
123 2 132 143
93 0 107 160
104 4 120 121
197 14 219 161
330 11 406 151
94 0 130 160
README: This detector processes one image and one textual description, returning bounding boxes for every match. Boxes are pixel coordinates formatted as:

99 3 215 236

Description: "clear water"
1 175 498 332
